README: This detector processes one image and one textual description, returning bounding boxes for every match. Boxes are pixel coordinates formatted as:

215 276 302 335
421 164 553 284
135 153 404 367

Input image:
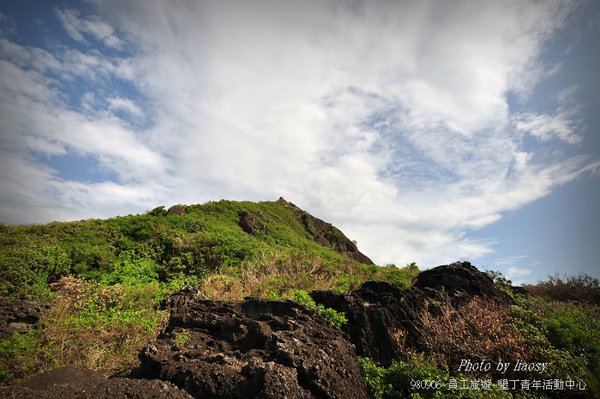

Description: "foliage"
524 273 600 306
0 331 47 382
173 331 192 346
288 289 348 328
358 354 512 399
0 199 381 301
511 294 600 396
0 276 168 384
419 295 528 370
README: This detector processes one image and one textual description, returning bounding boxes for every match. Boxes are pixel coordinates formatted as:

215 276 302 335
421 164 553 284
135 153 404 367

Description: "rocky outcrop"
167 205 186 216
413 262 511 304
137 287 369 399
0 299 50 340
0 366 192 399
311 262 511 366
238 211 267 235
276 197 373 264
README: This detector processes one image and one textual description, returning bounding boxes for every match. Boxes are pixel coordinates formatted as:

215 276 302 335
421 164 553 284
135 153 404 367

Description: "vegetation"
358 354 513 399
0 199 413 384
356 272 600 399
0 199 598 399
0 200 410 302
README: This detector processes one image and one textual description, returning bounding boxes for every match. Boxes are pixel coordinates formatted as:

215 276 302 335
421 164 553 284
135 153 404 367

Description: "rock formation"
311 261 511 366
137 287 369 399
0 299 50 340
276 197 373 264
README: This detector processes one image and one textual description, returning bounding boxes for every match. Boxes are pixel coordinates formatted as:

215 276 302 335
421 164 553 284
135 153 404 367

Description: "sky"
0 0 599 284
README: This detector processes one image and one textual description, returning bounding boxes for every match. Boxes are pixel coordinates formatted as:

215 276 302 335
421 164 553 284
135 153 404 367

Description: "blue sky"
1 0 599 284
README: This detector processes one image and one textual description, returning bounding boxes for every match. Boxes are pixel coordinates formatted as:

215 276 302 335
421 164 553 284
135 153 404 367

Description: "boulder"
137 288 369 399
413 261 512 304
166 205 186 216
238 211 267 235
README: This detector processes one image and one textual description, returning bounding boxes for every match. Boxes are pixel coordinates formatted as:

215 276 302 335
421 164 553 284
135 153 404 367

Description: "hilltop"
1 197 409 302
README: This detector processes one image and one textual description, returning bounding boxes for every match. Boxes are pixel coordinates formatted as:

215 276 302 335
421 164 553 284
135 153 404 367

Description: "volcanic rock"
0 299 50 340
137 288 369 399
311 262 512 366
238 211 267 235
0 366 192 399
413 261 512 304
276 197 373 264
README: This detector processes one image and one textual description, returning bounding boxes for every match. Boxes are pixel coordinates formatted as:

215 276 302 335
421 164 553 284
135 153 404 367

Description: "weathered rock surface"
166 205 186 216
0 299 50 340
238 211 268 235
0 366 192 399
137 288 369 399
311 261 511 366
276 197 373 264
413 262 511 304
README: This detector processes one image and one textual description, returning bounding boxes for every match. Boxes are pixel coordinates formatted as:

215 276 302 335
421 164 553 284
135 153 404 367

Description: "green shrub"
0 331 46 383
289 289 347 328
99 255 160 286
358 354 512 399
511 296 598 396
173 331 191 346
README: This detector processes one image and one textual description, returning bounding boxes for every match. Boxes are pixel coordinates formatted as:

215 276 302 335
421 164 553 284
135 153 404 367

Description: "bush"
358 354 512 399
419 295 528 370
0 276 168 384
511 295 597 397
289 289 347 328
524 273 600 306
0 331 46 383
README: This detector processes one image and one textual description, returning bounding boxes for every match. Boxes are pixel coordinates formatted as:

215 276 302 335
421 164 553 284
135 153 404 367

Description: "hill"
0 197 412 302
0 199 599 398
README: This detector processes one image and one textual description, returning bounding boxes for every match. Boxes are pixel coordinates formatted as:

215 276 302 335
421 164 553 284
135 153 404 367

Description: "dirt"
0 366 192 399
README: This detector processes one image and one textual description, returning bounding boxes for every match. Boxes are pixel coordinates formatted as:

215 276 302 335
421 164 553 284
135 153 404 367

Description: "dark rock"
238 211 267 235
167 205 186 216
510 285 528 295
137 290 369 399
276 197 373 264
413 261 512 304
0 299 50 340
311 262 512 366
0 366 193 399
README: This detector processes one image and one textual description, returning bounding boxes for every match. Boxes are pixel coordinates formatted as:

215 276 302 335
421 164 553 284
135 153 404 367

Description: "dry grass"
524 273 600 306
40 276 167 377
199 252 370 300
419 295 529 371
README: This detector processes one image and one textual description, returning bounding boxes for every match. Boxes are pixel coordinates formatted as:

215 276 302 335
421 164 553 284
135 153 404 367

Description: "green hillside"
0 198 418 383
0 198 414 301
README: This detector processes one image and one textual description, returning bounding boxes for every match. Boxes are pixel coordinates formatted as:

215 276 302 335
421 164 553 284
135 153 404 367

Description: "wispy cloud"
515 109 582 144
0 0 597 268
56 8 123 49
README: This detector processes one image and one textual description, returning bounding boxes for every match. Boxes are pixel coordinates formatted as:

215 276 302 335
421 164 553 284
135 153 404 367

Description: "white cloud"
107 97 144 118
1 0 597 269
56 8 123 49
515 109 582 144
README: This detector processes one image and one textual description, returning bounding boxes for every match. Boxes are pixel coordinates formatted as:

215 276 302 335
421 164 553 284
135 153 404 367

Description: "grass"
1 199 417 384
1 199 598 399
0 199 378 301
